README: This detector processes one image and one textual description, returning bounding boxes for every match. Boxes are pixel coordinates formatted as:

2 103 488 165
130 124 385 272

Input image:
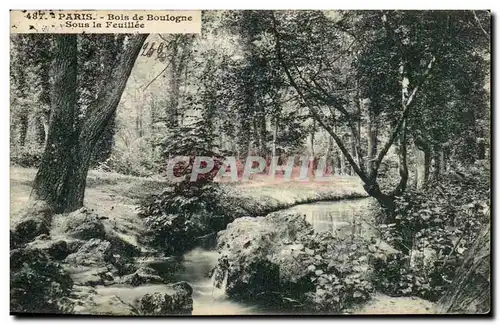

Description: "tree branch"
372 55 436 178
81 34 148 146
391 118 408 196
472 10 490 40
271 13 369 183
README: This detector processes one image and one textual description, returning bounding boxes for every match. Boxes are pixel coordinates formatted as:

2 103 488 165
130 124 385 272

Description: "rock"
71 286 138 316
139 283 193 315
112 254 138 276
213 212 313 298
34 233 51 241
105 232 141 258
26 239 69 261
75 272 105 287
70 266 115 287
65 239 112 267
104 232 141 275
63 210 106 240
66 238 87 253
10 247 73 314
121 266 164 286
11 201 53 246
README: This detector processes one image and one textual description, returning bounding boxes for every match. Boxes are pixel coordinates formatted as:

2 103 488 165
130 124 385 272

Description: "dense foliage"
138 182 233 254
213 213 375 313
372 163 490 301
299 232 374 312
10 248 74 314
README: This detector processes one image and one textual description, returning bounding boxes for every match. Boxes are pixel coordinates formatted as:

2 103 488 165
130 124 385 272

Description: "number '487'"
25 11 46 20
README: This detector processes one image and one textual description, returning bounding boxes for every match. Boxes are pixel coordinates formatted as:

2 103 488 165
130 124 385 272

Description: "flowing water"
286 197 375 238
170 248 258 315
173 197 374 315
133 198 373 315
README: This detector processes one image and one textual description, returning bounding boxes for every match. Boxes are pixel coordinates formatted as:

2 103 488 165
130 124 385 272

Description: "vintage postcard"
9 9 491 316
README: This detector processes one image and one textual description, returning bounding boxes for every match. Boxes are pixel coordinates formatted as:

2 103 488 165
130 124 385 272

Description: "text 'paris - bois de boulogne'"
60 13 194 29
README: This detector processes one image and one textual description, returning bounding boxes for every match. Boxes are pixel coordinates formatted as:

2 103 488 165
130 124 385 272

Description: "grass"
10 167 368 246
224 175 368 217
10 167 170 247
11 167 367 217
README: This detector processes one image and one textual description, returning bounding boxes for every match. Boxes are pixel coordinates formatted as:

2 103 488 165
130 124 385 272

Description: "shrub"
299 231 374 312
213 222 375 313
372 166 490 301
10 144 43 168
10 248 74 314
138 181 234 254
97 137 157 177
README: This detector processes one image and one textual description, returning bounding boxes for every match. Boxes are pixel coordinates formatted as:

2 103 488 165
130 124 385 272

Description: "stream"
172 197 374 315
96 197 373 315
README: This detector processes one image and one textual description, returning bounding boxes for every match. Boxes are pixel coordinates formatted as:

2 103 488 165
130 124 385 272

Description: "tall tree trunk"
271 116 278 159
310 122 315 158
366 102 378 178
424 149 431 184
339 152 346 175
91 111 116 165
34 114 46 146
41 110 50 148
340 134 350 175
415 135 431 186
31 34 147 213
31 35 79 212
18 107 28 147
414 144 423 188
393 120 409 195
432 145 442 181
325 135 332 174
439 149 446 173
168 42 180 127
258 106 267 156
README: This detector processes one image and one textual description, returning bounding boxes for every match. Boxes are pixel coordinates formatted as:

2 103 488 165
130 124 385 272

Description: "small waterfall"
172 249 253 315
210 271 228 299
169 198 372 315
287 198 371 236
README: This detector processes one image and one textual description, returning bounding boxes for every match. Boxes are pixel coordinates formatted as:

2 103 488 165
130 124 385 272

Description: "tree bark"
31 34 148 213
437 225 491 314
366 101 378 177
392 120 409 196
432 145 442 182
34 114 46 147
414 135 431 186
271 116 278 159
18 109 28 147
168 42 180 127
31 35 79 212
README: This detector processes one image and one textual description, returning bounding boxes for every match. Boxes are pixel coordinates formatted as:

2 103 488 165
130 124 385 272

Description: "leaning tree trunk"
31 34 148 213
437 224 491 314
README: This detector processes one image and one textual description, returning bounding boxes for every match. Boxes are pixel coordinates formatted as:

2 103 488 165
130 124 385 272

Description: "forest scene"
10 10 491 316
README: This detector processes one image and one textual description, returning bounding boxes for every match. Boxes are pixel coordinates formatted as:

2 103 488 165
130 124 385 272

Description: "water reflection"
286 198 374 238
